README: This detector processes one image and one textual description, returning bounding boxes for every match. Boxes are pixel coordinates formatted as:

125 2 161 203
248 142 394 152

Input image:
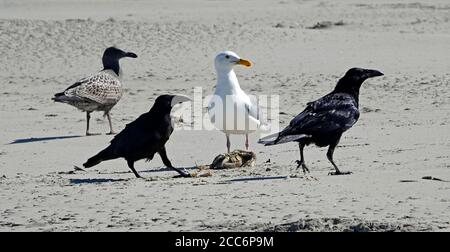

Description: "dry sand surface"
1 0 449 231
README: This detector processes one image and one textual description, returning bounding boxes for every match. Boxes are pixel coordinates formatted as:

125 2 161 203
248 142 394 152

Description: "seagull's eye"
225 55 230 59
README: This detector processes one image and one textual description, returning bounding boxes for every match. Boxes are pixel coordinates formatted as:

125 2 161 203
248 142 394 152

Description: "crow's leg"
126 160 142 178
106 111 116 135
226 134 231 153
158 147 190 177
326 140 352 176
295 142 309 173
245 134 249 150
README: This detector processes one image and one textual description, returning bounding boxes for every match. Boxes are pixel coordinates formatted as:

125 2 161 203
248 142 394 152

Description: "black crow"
258 68 383 175
83 94 191 178
52 47 138 136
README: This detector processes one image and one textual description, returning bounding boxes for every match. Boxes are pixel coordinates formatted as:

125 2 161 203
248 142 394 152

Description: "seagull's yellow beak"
236 58 252 67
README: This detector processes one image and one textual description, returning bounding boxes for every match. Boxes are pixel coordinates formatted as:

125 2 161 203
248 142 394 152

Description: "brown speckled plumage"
52 47 137 135
60 70 123 112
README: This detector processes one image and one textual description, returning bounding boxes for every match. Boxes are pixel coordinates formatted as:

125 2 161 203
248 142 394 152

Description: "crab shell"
210 150 256 169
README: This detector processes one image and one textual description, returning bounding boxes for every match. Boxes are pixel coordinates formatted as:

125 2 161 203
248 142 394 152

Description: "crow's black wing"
280 93 360 138
109 115 165 158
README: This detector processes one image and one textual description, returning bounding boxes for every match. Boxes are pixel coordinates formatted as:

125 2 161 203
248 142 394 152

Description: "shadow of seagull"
9 135 83 144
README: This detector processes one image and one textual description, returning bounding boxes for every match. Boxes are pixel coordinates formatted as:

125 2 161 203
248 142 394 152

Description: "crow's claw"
295 160 310 174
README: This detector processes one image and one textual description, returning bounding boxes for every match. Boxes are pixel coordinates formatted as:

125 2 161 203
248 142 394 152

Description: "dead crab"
210 150 256 169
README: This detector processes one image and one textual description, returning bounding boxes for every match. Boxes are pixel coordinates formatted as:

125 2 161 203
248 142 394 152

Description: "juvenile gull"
208 51 264 153
52 47 137 135
259 68 383 175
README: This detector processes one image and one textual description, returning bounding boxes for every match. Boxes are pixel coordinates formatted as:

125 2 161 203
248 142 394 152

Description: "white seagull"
208 51 264 153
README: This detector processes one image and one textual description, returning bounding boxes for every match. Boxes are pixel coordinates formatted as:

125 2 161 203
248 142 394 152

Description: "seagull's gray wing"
245 95 265 124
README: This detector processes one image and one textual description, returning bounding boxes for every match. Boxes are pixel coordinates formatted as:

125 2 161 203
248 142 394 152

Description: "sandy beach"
0 0 449 231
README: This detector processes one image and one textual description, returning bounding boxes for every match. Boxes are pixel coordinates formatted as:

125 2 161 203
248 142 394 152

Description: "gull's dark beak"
125 52 138 58
365 69 384 78
171 95 191 107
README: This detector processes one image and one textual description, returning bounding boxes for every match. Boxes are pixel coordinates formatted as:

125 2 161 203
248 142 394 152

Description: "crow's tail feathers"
258 132 308 146
83 146 116 168
274 134 308 144
258 132 280 145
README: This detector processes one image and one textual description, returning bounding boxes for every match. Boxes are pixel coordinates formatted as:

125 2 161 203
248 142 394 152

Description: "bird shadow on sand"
97 166 199 176
142 166 199 173
8 135 83 144
69 178 128 184
223 175 289 183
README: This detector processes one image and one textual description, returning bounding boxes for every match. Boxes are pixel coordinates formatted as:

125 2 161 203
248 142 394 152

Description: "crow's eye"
225 55 230 59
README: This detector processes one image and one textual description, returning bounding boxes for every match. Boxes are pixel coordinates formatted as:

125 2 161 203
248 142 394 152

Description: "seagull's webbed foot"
328 170 353 176
295 160 310 174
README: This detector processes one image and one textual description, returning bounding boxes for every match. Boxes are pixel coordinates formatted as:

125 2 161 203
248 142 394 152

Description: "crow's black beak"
365 69 383 78
125 52 138 58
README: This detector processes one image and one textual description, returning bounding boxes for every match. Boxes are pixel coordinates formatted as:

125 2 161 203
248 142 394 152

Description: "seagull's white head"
214 51 252 72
